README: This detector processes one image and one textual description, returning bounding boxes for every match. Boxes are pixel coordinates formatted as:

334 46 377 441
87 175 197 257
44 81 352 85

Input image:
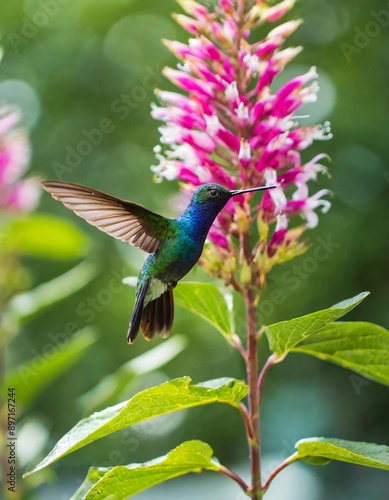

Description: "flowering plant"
152 0 332 288
0 106 39 212
26 1 389 499
0 105 40 304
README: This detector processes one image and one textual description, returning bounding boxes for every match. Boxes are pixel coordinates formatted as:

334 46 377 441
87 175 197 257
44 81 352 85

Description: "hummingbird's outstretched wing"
42 181 169 253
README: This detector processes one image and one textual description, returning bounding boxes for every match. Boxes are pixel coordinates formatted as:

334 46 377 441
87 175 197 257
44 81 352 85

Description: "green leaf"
265 292 369 357
291 322 389 386
3 213 89 259
79 335 187 413
6 260 98 323
25 377 248 476
72 440 222 499
175 282 234 343
5 328 97 411
294 437 389 471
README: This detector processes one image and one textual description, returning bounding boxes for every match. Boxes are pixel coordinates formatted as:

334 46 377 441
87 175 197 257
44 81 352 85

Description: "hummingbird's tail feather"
127 280 150 344
141 288 174 341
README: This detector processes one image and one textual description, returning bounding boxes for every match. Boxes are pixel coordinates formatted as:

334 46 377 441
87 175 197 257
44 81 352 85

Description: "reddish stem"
245 286 262 499
257 354 276 406
262 454 299 493
219 465 250 493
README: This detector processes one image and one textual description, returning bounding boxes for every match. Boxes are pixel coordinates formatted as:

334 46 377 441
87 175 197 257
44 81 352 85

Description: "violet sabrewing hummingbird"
42 181 275 343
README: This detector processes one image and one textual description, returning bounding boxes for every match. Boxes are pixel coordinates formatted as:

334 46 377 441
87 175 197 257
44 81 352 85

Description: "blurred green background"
1 0 388 499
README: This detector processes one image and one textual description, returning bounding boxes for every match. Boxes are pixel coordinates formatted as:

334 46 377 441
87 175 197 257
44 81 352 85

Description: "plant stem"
219 465 249 493
262 454 299 493
238 403 255 443
257 354 276 407
245 286 262 499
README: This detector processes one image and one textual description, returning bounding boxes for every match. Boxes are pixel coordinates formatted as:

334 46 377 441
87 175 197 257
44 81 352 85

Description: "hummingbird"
42 181 275 343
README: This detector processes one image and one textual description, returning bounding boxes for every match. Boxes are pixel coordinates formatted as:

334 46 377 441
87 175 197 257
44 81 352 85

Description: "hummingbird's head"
182 182 276 236
192 183 233 206
187 183 276 221
191 182 276 208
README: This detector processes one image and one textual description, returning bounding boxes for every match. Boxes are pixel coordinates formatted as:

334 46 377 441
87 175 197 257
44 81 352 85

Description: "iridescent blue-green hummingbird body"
42 181 275 343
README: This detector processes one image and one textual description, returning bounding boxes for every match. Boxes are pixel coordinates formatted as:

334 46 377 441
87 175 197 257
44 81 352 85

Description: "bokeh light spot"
103 13 177 74
0 79 40 130
333 145 385 209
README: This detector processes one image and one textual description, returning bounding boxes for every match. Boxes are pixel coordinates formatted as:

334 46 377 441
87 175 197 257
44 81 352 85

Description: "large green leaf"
292 322 389 386
6 260 97 323
5 328 97 411
79 335 187 413
265 292 369 357
174 282 234 343
72 440 222 499
294 437 389 470
25 377 248 476
3 213 89 259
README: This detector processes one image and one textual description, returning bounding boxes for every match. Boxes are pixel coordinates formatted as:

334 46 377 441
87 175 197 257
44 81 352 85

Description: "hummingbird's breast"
157 232 202 281
140 228 203 286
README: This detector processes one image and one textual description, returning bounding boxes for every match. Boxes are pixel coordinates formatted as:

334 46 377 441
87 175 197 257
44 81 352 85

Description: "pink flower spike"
152 0 332 258
216 128 240 152
178 167 202 185
211 18 237 46
197 66 225 91
264 168 287 210
172 13 201 34
209 228 229 249
259 190 277 220
275 67 318 105
263 0 296 23
196 37 222 62
235 102 250 127
0 104 40 213
267 214 288 256
225 81 239 104
162 68 214 99
163 39 193 60
185 130 216 153
0 133 30 185
4 178 40 212
297 153 329 184
238 140 251 168
205 114 220 136
267 20 303 41
289 185 331 228
151 156 181 181
273 46 303 70
220 0 235 15
176 0 209 19
155 90 194 111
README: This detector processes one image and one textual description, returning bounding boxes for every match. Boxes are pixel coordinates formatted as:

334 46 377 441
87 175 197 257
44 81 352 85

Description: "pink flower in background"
151 0 331 279
0 106 39 212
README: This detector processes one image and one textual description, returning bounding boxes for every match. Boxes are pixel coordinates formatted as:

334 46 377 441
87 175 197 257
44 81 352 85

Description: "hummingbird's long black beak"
230 185 277 196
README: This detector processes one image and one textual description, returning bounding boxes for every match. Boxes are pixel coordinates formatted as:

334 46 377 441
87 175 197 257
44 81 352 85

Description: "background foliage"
1 0 388 499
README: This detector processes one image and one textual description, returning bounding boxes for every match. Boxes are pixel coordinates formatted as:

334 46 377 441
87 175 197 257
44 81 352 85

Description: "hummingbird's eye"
209 189 218 198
